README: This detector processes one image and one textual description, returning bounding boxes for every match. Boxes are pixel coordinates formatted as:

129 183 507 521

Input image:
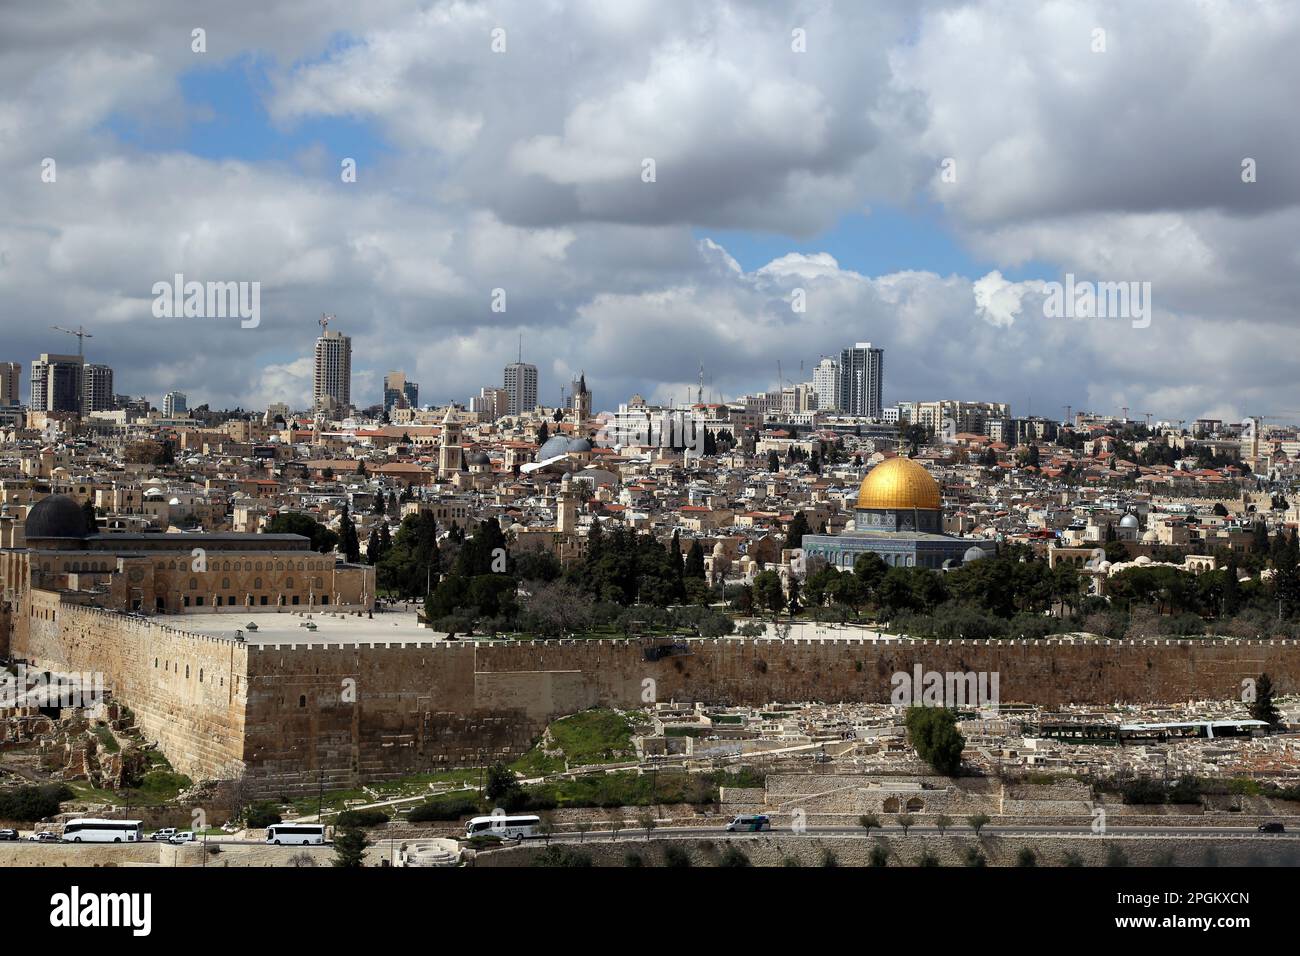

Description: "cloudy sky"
2 0 1297 422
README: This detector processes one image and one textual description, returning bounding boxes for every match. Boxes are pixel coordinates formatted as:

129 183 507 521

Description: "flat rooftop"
178 609 436 646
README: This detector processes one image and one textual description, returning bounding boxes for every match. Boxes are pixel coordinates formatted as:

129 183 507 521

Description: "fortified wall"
8 598 1300 793
244 634 1300 793
13 594 247 782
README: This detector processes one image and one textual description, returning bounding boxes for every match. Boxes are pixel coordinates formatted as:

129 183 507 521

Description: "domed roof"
569 438 592 453
1119 513 1140 529
537 436 573 460
856 457 942 511
24 494 90 539
466 451 490 466
963 546 989 563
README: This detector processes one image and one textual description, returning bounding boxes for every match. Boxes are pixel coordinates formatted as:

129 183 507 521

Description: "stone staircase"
398 839 462 867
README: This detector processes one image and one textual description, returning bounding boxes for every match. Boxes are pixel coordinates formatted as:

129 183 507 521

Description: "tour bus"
62 819 144 843
725 814 772 833
266 823 327 845
463 815 541 841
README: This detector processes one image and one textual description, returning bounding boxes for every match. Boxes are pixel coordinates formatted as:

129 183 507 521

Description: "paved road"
11 823 1297 850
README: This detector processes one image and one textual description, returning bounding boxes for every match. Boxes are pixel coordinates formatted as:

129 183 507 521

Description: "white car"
29 831 59 843
168 831 196 844
149 828 177 841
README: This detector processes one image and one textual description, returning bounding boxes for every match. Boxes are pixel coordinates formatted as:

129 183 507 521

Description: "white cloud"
2 0 1299 423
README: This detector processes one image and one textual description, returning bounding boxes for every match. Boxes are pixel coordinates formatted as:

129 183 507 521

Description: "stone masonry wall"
10 600 1300 793
12 594 247 782
241 635 1300 792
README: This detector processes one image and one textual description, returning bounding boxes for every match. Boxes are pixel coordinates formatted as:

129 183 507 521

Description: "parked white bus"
266 823 327 846
62 819 143 843
464 815 541 840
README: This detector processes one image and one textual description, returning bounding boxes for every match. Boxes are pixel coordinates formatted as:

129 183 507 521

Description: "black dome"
25 494 90 539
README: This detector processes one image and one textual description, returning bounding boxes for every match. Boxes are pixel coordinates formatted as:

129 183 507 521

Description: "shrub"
336 808 390 828
0 784 73 822
532 846 591 867
408 796 479 823
663 846 692 868
245 801 282 829
719 847 751 867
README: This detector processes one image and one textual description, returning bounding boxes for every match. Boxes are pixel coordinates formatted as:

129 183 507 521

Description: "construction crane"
318 313 334 334
51 325 92 356
1143 412 1153 429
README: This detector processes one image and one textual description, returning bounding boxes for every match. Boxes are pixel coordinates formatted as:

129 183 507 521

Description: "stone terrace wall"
13 595 248 782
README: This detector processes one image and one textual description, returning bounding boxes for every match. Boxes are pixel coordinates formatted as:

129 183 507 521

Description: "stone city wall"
10 601 1300 792
241 634 1300 792
12 594 247 782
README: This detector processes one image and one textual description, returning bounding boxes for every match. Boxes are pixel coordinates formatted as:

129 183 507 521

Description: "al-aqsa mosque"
801 456 992 571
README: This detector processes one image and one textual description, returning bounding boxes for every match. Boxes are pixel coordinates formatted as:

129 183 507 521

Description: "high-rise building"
30 354 84 414
470 386 509 421
504 361 538 417
163 391 188 417
313 328 352 414
0 363 20 406
812 357 839 412
83 364 114 414
838 342 884 419
383 371 419 413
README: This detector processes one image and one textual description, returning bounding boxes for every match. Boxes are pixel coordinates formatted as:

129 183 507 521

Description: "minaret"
556 472 577 534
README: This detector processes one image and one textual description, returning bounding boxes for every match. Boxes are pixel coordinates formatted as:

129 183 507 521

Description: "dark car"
0 829 18 841
1258 822 1286 833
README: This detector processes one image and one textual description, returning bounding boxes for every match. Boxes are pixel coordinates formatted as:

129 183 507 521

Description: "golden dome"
855 457 942 511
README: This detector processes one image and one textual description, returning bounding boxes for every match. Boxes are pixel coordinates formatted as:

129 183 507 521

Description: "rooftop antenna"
518 334 523 364
697 363 705 406
51 325 93 357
